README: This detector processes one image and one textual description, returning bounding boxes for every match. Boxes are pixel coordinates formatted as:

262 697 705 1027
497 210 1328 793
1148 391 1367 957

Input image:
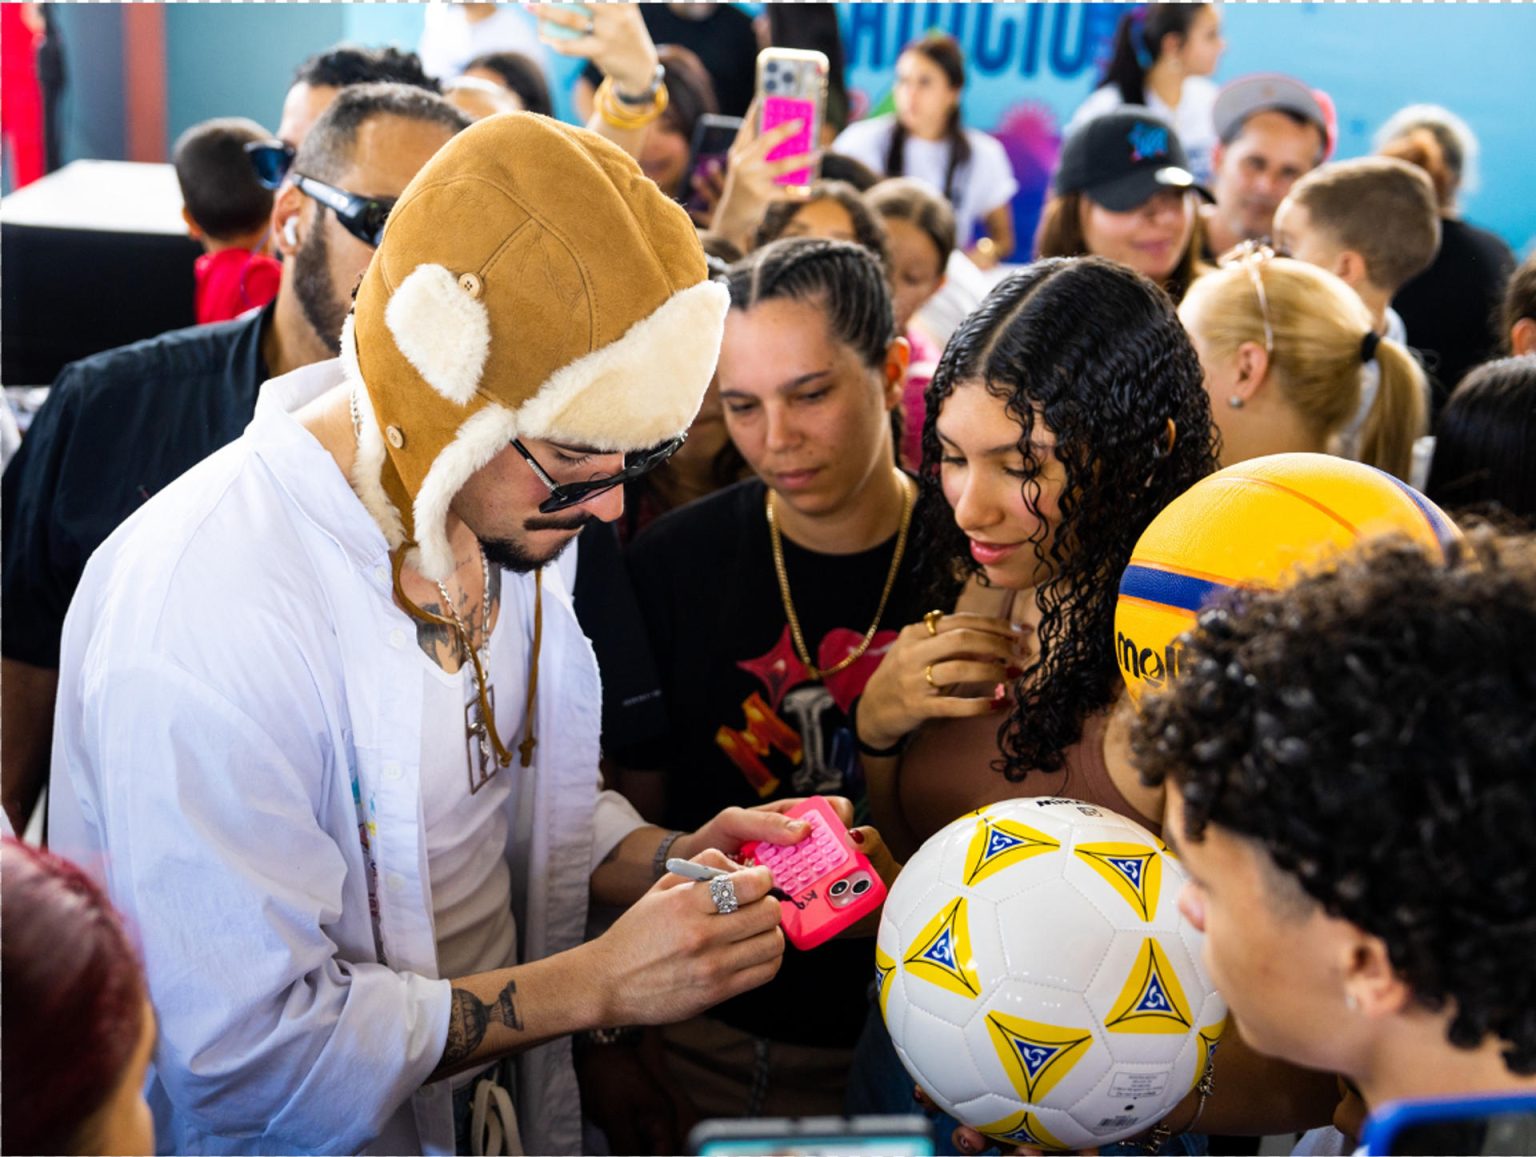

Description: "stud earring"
1228 395 1245 409
1345 992 1360 1012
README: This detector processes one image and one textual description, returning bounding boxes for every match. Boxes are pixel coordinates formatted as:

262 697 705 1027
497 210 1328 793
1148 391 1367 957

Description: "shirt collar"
251 359 392 571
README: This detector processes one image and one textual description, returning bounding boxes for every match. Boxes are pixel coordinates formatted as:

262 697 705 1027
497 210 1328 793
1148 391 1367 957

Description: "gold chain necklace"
766 470 914 681
351 383 536 788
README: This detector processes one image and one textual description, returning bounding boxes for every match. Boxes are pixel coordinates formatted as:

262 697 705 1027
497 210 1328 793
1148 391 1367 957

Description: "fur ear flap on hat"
385 264 492 407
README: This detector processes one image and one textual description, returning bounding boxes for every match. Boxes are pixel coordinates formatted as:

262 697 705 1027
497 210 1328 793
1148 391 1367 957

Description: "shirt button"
387 873 404 892
389 629 406 649
383 761 403 781
374 565 388 584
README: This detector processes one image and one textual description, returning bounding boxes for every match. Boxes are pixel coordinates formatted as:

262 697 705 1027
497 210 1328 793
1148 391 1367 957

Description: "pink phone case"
741 797 886 950
757 48 827 189
762 96 817 188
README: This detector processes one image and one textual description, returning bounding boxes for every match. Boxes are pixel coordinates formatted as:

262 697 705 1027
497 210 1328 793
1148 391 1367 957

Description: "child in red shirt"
173 117 281 324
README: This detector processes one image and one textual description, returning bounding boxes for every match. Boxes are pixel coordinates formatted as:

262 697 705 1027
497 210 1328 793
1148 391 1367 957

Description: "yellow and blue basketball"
1116 453 1460 706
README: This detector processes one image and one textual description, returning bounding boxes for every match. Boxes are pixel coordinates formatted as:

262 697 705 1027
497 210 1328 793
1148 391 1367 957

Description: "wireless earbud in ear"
283 219 299 247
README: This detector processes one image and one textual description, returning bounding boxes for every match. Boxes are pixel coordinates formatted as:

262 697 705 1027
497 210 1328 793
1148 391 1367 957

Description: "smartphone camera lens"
852 877 871 895
829 879 849 897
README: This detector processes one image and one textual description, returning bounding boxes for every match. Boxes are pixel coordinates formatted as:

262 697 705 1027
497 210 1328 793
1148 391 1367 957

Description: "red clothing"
900 326 942 471
2 4 45 188
194 247 280 325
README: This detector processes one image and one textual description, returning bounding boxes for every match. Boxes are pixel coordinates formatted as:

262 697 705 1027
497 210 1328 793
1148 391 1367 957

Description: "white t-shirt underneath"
832 114 1019 248
419 581 529 986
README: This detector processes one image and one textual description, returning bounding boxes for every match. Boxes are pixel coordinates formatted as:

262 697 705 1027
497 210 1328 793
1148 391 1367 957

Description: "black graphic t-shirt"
623 477 926 1048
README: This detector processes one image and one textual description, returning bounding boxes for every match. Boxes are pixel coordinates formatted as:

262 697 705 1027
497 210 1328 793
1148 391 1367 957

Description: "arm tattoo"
444 987 491 1069
442 981 525 1069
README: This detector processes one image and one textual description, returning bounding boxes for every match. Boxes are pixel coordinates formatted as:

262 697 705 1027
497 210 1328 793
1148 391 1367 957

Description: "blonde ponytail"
1181 257 1429 474
1358 337 1428 481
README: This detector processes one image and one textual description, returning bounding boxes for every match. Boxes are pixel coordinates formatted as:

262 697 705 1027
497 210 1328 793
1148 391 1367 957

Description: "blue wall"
49 3 1534 254
835 2 1536 255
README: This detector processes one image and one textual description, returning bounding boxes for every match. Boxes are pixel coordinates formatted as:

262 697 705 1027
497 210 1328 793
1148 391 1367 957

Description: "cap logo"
1128 123 1170 163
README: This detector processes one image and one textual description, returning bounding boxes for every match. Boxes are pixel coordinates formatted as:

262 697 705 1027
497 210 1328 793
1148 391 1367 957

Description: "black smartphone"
684 114 744 215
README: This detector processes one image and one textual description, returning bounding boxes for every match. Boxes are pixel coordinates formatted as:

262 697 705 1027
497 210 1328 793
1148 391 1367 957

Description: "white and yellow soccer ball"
876 798 1226 1151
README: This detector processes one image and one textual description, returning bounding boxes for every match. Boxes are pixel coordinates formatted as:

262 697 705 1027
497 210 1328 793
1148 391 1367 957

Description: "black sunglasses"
291 173 396 248
513 436 686 513
244 139 295 191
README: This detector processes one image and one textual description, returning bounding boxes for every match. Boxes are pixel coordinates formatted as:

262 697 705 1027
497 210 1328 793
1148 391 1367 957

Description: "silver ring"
580 18 596 36
709 876 739 915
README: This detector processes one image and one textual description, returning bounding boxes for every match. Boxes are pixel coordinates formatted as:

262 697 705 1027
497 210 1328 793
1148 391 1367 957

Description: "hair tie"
1130 7 1155 71
1360 331 1381 364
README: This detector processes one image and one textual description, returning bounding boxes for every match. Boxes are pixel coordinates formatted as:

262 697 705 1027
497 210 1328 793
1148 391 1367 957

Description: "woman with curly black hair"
1135 532 1536 1123
853 256 1218 860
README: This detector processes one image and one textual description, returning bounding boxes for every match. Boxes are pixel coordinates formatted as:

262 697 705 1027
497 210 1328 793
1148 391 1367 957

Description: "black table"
2 160 202 386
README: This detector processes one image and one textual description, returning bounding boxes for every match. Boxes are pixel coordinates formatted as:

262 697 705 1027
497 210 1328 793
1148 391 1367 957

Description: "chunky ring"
709 876 739 915
924 609 943 637
924 663 939 690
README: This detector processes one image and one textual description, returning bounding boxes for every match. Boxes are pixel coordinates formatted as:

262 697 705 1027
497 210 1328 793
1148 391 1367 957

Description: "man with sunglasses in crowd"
46 111 810 1155
1 85 467 833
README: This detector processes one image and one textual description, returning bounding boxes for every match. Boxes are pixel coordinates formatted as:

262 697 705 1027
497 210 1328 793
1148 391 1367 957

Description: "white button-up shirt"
48 360 643 1155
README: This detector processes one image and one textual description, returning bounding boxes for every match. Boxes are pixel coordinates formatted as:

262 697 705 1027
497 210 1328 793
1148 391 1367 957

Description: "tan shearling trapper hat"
341 112 729 581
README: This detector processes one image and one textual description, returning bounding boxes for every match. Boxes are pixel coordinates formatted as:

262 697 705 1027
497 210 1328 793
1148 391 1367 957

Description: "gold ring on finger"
924 609 943 637
924 663 939 690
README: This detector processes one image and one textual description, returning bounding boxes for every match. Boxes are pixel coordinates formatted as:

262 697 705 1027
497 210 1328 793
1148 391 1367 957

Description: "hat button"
386 425 405 449
458 272 483 299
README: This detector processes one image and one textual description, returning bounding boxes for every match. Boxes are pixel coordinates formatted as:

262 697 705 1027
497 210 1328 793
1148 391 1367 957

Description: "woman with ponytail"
833 33 1017 267
1179 246 1428 480
1067 3 1224 182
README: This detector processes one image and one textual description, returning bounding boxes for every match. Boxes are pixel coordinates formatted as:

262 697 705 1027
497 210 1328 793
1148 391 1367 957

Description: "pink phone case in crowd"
741 796 887 950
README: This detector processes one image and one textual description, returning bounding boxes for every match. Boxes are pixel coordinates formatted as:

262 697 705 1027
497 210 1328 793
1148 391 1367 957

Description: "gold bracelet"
595 76 669 131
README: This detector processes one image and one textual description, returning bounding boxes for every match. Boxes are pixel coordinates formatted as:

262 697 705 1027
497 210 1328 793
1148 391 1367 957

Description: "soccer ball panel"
895 1001 987 1110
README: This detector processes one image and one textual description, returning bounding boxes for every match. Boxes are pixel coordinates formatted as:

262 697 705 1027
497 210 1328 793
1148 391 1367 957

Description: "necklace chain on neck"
767 469 914 681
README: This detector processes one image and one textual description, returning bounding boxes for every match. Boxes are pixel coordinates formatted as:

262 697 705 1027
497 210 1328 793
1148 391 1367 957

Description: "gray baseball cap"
1213 73 1331 149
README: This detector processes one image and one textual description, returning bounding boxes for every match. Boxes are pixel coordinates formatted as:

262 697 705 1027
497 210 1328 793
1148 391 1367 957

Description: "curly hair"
912 256 1218 778
1133 532 1536 1075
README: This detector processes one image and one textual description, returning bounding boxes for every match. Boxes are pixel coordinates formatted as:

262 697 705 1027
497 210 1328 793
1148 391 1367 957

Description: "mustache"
523 512 594 533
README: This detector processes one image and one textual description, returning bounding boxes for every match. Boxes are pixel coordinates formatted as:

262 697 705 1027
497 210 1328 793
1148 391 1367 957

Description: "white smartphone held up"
755 47 829 191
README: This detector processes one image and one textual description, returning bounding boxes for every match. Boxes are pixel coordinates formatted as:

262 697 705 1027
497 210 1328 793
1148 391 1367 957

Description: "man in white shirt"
48 113 811 1155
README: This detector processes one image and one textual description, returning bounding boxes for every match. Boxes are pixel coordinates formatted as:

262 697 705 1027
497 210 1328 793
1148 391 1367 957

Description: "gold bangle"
595 76 669 131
